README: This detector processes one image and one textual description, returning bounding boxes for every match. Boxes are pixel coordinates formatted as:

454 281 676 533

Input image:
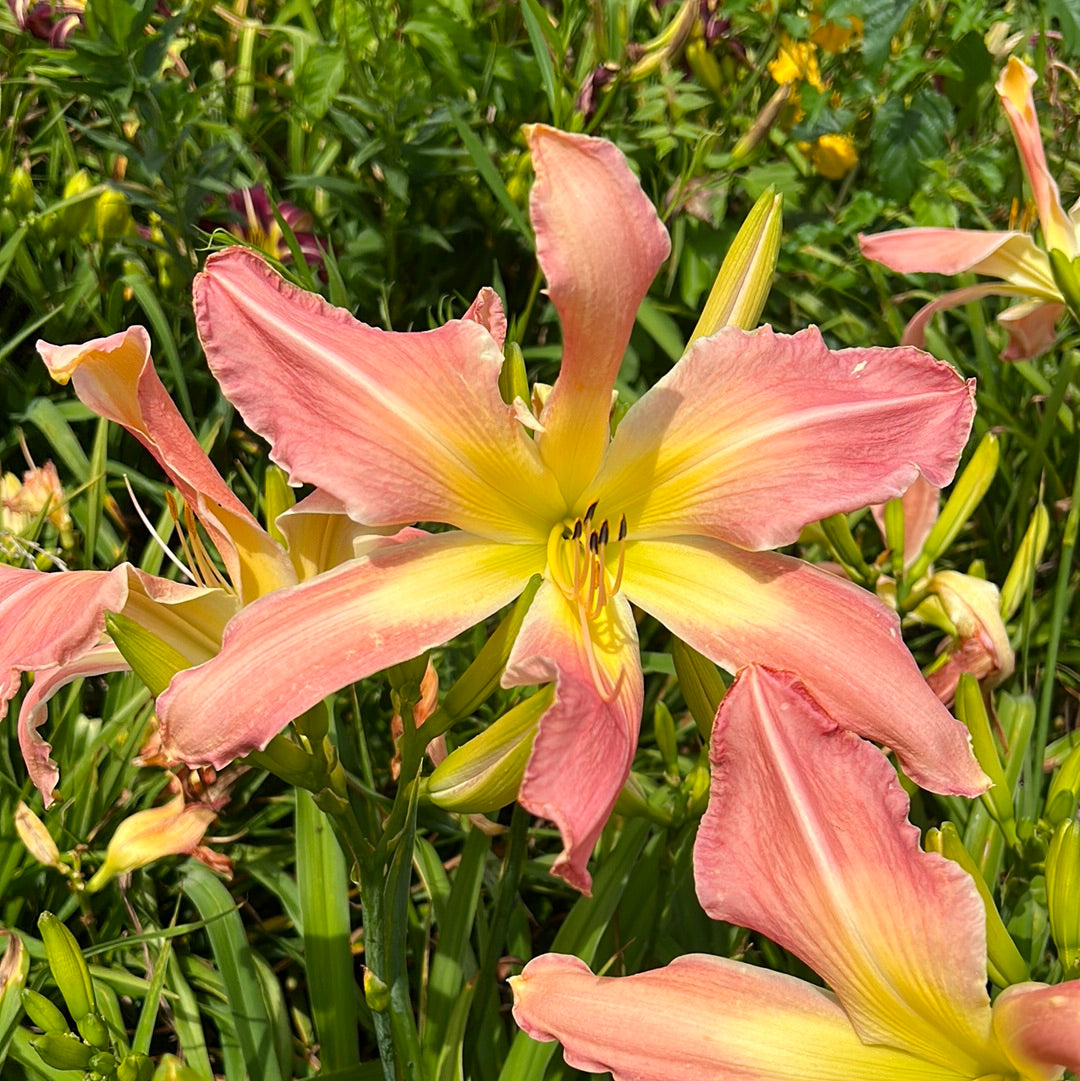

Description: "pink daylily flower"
511 666 1080 1079
154 124 984 891
859 57 1075 360
1 327 375 803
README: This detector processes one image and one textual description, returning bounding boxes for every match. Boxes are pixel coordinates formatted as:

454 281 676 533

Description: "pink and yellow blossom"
860 58 1076 360
511 666 1080 1080
151 124 982 891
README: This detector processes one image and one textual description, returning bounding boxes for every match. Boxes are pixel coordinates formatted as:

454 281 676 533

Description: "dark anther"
588 530 600 554
584 500 598 523
572 520 583 540
598 520 609 546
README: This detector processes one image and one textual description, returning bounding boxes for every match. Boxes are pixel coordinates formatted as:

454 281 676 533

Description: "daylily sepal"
1047 248 1080 321
1046 819 1080 979
105 611 191 697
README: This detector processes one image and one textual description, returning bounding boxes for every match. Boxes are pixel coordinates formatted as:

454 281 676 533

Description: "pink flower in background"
511 666 1080 1079
155 124 982 892
859 58 1075 360
7 0 84 46
225 186 324 268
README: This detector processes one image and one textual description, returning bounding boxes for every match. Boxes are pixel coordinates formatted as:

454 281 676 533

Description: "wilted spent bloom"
225 186 324 268
7 0 84 46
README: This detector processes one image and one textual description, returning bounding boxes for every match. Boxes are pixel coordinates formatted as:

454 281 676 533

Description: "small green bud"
59 169 95 236
89 1049 117 1074
150 1053 204 1081
77 1009 110 1049
1046 740 1080 827
654 701 678 772
7 166 35 217
499 341 530 409
32 1032 94 1071
118 1052 155 1081
1000 502 1050 621
22 988 69 1034
38 912 96 1022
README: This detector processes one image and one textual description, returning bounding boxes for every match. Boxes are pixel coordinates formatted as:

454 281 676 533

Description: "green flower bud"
32 1032 94 1071
363 968 391 1013
59 169 95 236
1000 502 1049 621
118 1051 155 1081
6 166 35 217
654 701 678 772
94 188 135 242
428 687 552 814
22 988 69 1034
1046 740 1080 827
1049 248 1080 322
38 912 96 1022
689 186 782 341
925 822 1029 986
670 636 726 738
499 341 530 410
151 1053 204 1081
908 433 999 581
77 1009 110 1049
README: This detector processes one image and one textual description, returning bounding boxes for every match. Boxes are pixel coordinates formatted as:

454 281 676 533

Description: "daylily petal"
993 980 1080 1079
858 228 1059 294
899 283 1063 359
996 58 1076 259
275 489 395 580
694 667 1007 1077
592 325 974 550
504 583 642 893
193 249 563 542
998 297 1064 360
620 537 987 795
510 953 971 1081
37 328 294 602
19 644 129 806
871 474 940 564
156 531 545 767
462 286 507 349
0 563 127 709
525 125 670 503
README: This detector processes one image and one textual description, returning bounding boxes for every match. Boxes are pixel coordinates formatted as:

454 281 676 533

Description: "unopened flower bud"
22 987 68 1034
32 1032 94 1071
954 673 1016 845
689 187 782 342
105 611 190 697
925 822 1029 986
654 701 678 772
7 166 35 217
78 1010 110 1049
909 433 999 581
1046 740 1080 827
38 912 96 1023
1000 502 1049 621
1048 248 1080 322
428 687 552 814
670 636 726 738
151 1053 204 1081
93 188 134 242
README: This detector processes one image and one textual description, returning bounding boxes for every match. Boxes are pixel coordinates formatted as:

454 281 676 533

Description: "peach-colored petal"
859 228 1059 293
156 531 545 768
36 328 294 602
871 475 940 564
18 644 129 806
620 538 987 795
898 283 1062 359
996 58 1076 258
993 980 1080 1079
193 249 563 542
592 325 974 549
275 488 396 580
525 125 670 504
504 583 642 893
462 286 507 349
511 953 971 1081
998 297 1064 360
694 667 1008 1077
